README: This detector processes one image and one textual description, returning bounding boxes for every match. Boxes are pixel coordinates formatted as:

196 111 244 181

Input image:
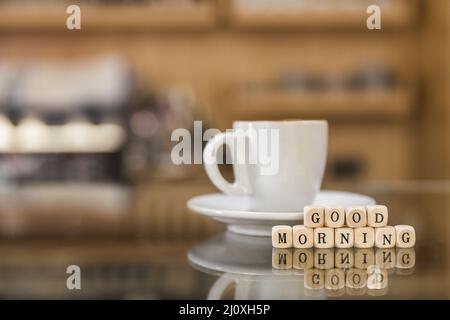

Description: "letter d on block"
367 205 388 228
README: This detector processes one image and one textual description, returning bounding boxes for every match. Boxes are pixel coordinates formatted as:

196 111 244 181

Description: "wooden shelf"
224 88 414 120
0 3 217 31
228 0 418 30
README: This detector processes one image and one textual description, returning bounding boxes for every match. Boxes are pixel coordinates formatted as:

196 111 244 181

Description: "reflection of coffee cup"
203 120 328 212
208 273 315 300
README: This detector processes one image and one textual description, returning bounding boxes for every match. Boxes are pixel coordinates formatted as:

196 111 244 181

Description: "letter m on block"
278 233 287 244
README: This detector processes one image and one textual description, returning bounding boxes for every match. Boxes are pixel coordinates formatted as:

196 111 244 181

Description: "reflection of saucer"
188 232 317 299
188 232 279 276
187 190 376 236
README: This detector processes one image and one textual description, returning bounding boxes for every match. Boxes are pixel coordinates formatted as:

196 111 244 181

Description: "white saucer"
187 190 376 236
188 232 281 277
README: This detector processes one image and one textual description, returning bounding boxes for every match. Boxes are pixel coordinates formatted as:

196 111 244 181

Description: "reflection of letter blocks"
367 266 388 290
335 248 354 269
395 225 416 248
375 248 396 269
346 207 367 228
354 248 375 269
325 269 345 290
293 249 314 270
314 248 335 269
304 269 325 289
396 248 416 269
292 226 314 249
354 227 375 248
367 205 388 227
272 248 293 270
314 228 334 248
272 225 293 248
325 207 345 228
335 228 354 248
346 268 367 289
304 206 324 228
375 226 396 248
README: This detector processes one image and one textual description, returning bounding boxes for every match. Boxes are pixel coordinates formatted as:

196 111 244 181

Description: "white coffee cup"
203 120 328 212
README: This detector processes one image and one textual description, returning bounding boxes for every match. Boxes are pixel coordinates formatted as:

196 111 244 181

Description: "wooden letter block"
375 248 396 269
325 269 346 290
272 248 293 270
375 226 396 248
303 206 325 228
367 205 388 228
292 225 314 249
304 206 324 228
304 269 324 289
354 248 375 269
314 248 335 269
367 265 388 290
335 228 354 248
354 227 375 248
345 206 367 228
325 207 345 228
293 249 314 270
335 248 354 269
396 248 416 269
395 225 416 248
346 268 367 289
314 227 334 248
272 225 293 248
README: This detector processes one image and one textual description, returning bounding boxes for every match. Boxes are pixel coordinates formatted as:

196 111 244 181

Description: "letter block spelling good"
272 225 293 248
304 206 324 228
325 207 345 228
395 225 416 248
375 226 396 248
354 227 375 248
366 205 388 228
292 225 314 249
293 249 314 270
335 228 354 248
314 227 334 248
346 207 367 228
272 248 293 270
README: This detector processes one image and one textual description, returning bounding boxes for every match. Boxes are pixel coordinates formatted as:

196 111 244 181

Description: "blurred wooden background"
0 0 448 239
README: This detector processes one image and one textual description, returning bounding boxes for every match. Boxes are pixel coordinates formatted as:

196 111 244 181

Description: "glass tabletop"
0 182 448 300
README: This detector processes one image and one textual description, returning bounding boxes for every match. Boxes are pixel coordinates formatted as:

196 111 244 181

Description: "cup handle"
203 131 251 196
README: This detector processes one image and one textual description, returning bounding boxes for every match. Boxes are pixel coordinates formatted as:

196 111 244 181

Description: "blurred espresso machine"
0 55 198 184
0 56 130 183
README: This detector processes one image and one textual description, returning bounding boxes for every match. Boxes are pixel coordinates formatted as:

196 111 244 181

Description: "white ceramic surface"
203 120 328 212
187 190 376 236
